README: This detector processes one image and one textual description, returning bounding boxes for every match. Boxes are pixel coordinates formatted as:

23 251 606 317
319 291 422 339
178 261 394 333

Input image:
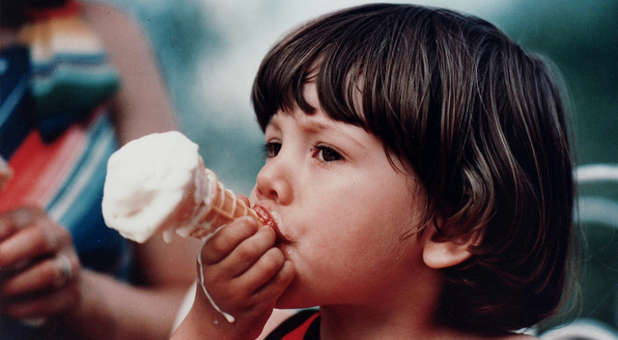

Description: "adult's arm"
82 1 178 145
63 2 201 339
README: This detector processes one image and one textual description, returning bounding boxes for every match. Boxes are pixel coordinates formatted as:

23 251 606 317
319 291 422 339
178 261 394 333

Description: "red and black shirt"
265 309 321 340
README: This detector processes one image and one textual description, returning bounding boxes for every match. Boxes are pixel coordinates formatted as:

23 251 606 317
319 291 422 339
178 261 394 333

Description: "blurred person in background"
0 0 200 339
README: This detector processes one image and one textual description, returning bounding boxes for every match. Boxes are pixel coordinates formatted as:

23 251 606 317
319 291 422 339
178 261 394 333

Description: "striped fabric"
0 0 129 277
18 0 119 142
265 310 321 340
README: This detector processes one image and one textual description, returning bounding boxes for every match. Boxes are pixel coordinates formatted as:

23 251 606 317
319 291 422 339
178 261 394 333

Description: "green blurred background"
95 0 617 335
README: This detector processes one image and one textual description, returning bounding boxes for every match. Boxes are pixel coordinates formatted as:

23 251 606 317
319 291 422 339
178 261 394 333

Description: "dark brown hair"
252 3 575 333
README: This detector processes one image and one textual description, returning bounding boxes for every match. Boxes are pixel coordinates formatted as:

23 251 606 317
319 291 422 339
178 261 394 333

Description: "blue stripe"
46 113 112 211
32 52 107 75
0 77 31 158
0 77 28 127
31 65 118 97
44 114 129 275
55 133 114 230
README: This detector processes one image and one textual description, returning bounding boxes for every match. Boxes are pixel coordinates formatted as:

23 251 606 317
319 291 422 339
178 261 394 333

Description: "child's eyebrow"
265 117 281 133
300 118 367 150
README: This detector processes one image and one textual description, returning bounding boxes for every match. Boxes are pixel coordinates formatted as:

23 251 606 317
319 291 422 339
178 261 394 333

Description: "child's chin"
274 293 297 309
275 284 313 309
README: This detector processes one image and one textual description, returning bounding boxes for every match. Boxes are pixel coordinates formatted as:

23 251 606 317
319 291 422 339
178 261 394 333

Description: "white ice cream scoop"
102 131 276 243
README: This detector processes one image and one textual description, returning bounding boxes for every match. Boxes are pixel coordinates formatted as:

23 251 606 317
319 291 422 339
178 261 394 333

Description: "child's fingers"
221 226 276 278
233 247 286 295
252 259 294 303
201 217 258 265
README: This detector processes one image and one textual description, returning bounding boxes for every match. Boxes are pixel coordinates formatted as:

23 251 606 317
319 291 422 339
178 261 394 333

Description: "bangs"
251 3 424 140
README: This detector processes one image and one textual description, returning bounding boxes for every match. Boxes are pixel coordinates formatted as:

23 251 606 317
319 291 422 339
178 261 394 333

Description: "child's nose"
255 158 292 205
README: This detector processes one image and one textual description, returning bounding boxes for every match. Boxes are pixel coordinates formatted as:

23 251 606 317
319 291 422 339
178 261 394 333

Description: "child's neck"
319 303 532 340
318 269 443 339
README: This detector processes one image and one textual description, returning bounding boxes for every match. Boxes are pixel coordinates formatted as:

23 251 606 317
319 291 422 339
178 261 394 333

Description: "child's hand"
183 216 294 339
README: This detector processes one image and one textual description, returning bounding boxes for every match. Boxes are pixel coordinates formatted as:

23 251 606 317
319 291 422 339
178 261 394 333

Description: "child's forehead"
267 108 371 147
267 108 348 133
268 82 329 129
301 81 320 109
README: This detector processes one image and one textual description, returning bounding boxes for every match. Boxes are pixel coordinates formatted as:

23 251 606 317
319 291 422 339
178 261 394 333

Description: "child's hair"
251 3 574 333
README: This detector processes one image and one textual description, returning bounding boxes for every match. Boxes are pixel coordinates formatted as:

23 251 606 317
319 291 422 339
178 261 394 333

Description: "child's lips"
252 203 290 243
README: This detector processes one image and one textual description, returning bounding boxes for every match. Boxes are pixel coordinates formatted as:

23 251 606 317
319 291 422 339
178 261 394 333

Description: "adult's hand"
0 206 81 320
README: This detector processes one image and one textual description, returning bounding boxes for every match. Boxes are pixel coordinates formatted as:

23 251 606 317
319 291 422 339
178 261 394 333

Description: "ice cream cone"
188 168 260 239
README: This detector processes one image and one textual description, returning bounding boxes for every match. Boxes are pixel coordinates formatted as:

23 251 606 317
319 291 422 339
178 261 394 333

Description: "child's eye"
263 142 282 158
315 145 343 162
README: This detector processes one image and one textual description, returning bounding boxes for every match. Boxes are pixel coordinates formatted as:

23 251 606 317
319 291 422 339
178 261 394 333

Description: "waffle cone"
188 169 260 239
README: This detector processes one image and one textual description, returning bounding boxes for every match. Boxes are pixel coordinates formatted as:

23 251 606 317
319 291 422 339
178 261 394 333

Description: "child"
172 3 575 339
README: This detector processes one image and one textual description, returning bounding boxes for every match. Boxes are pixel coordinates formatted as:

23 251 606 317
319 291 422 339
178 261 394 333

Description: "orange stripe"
0 126 86 211
28 126 86 203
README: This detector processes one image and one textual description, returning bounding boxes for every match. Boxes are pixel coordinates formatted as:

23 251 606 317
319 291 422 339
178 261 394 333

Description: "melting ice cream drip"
198 227 236 324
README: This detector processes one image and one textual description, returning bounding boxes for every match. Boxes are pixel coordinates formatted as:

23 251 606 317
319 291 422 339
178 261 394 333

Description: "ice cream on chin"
102 131 277 244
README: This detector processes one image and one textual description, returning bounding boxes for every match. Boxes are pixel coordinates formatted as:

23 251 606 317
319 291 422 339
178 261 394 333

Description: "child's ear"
421 225 482 269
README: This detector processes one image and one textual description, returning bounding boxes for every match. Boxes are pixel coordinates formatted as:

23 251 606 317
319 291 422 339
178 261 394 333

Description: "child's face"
250 83 428 308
